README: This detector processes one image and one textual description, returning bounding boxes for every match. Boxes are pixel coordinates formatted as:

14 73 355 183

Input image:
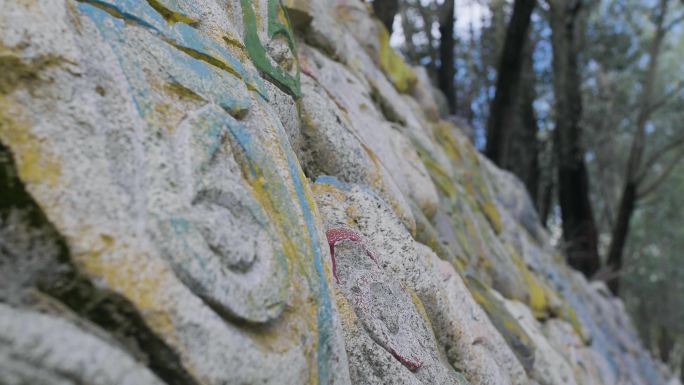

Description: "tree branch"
637 148 684 198
592 257 641 282
665 11 684 31
568 0 583 17
646 81 684 115
628 0 669 180
636 132 684 183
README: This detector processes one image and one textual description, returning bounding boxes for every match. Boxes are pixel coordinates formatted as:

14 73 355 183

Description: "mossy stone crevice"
0 141 201 385
464 273 536 372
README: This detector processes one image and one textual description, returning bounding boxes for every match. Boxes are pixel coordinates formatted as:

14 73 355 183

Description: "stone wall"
0 1 679 384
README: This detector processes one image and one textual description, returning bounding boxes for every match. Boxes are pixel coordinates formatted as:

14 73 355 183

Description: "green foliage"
580 0 684 365
392 0 684 369
622 169 684 347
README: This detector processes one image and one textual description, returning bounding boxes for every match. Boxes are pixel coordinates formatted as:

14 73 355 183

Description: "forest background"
367 0 684 378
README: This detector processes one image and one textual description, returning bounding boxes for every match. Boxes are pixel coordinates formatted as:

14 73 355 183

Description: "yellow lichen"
465 274 535 367
416 148 456 198
74 241 178 345
480 200 502 234
334 291 360 333
406 287 435 333
376 20 417 94
226 155 325 357
509 247 548 319
561 303 589 343
311 182 348 202
432 121 502 234
433 121 463 164
0 104 61 187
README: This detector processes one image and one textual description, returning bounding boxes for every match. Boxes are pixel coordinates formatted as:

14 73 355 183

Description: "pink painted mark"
299 61 318 80
388 346 423 371
325 227 377 283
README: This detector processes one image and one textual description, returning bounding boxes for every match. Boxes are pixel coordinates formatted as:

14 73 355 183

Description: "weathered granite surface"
0 1 679 384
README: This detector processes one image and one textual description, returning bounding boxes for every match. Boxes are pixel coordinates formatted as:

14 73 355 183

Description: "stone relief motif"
156 105 289 323
0 1 679 385
77 0 288 324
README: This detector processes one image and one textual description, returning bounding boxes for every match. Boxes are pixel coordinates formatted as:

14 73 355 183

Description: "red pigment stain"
325 227 377 283
299 61 317 80
388 347 423 371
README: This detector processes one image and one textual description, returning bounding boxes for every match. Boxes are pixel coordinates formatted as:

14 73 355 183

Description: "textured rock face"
0 1 679 385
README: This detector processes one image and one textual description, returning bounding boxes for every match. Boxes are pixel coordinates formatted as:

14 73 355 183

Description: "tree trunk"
538 173 553 226
636 299 653 351
499 36 540 205
372 0 399 34
399 2 418 63
605 0 668 294
438 0 456 113
416 3 438 74
557 149 600 277
537 134 555 225
485 0 536 165
657 327 675 364
605 181 637 294
549 0 601 278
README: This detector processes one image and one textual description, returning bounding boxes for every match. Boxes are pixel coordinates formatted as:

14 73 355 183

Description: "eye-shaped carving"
330 236 425 371
348 271 425 371
158 106 289 324
192 189 263 273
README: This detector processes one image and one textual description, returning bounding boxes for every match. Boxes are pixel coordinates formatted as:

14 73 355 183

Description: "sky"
389 0 491 48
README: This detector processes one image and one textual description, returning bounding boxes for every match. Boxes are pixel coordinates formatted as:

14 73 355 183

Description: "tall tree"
549 0 601 277
604 0 684 294
372 0 400 34
537 133 555 224
500 38 541 206
478 1 508 121
462 23 478 124
437 0 456 113
397 0 439 71
416 1 439 74
485 0 537 165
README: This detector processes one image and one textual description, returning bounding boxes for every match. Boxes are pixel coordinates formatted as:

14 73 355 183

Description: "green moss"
465 273 536 372
432 122 502 234
441 198 481 269
409 200 467 273
416 149 456 198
